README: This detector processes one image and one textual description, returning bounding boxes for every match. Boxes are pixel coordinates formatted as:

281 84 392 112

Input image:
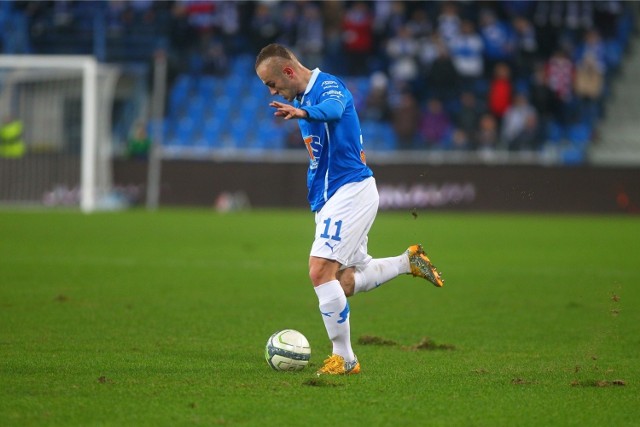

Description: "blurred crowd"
4 0 635 152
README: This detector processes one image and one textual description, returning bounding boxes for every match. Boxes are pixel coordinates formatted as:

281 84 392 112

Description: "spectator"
437 2 461 45
450 128 473 151
574 29 606 74
181 0 218 56
476 113 499 152
502 0 537 20
50 1 76 31
417 33 440 75
501 92 539 150
276 2 298 48
362 72 392 122
215 1 240 50
169 2 197 70
545 49 576 124
385 24 419 85
296 3 324 67
201 36 229 76
594 0 623 40
528 62 555 138
0 115 25 158
391 91 421 149
249 2 280 52
479 8 515 77
448 19 484 92
321 1 345 73
418 98 452 149
426 39 459 104
342 1 375 75
454 91 483 145
126 122 151 160
106 0 132 37
130 0 157 24
574 53 605 127
512 16 538 79
406 8 433 39
487 62 513 121
532 0 564 58
182 0 218 38
564 0 594 36
375 0 407 39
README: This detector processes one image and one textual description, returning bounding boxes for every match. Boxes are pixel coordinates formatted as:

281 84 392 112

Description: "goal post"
0 55 118 213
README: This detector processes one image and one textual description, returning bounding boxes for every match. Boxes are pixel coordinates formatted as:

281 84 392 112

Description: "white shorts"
310 177 379 268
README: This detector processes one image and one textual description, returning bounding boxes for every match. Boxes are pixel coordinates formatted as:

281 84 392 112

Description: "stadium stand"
1 1 637 164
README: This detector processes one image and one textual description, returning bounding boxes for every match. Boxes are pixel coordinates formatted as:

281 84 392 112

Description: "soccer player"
255 44 444 375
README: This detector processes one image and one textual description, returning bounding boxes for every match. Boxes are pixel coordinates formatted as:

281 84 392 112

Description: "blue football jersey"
294 69 373 212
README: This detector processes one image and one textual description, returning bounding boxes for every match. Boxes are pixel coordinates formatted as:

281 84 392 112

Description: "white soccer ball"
265 329 311 371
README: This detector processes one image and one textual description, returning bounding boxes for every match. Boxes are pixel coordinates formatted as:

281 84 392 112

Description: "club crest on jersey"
304 135 322 169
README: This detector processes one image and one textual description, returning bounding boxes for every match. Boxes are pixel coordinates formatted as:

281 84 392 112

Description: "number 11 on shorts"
320 218 342 241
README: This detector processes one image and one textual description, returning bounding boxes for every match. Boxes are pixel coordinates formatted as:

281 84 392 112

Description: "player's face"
256 62 297 102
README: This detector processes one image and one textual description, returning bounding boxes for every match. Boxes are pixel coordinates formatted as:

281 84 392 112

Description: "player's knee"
336 269 355 297
339 281 354 297
308 266 327 287
308 258 337 287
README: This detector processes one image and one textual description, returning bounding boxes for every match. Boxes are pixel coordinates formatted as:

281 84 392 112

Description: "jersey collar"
298 68 320 104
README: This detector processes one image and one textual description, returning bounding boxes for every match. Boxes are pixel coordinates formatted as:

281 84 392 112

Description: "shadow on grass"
571 379 626 387
302 378 345 387
357 335 456 351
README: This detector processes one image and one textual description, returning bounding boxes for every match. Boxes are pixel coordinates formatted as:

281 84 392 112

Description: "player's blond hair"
255 43 299 70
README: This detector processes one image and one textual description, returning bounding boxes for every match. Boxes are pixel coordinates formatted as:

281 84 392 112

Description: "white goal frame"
0 55 99 212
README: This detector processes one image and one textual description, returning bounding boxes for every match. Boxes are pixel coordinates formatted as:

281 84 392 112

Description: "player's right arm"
270 101 308 120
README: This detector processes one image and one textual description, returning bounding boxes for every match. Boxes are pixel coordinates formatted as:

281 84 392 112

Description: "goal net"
0 55 119 212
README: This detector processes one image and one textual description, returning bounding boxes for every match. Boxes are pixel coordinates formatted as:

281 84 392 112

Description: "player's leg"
330 177 424 296
309 178 377 375
332 177 443 294
347 244 445 294
352 253 412 294
336 248 409 296
405 244 445 287
309 256 355 366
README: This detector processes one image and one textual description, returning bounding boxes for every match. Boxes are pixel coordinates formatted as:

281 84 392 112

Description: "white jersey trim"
300 68 321 105
323 121 330 203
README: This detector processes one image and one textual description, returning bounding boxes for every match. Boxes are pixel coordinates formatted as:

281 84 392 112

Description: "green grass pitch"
1 209 639 426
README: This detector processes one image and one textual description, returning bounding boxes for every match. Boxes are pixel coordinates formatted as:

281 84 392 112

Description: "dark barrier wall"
114 160 640 214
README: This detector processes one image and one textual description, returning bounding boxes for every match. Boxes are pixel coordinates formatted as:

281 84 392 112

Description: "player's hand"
270 101 307 120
